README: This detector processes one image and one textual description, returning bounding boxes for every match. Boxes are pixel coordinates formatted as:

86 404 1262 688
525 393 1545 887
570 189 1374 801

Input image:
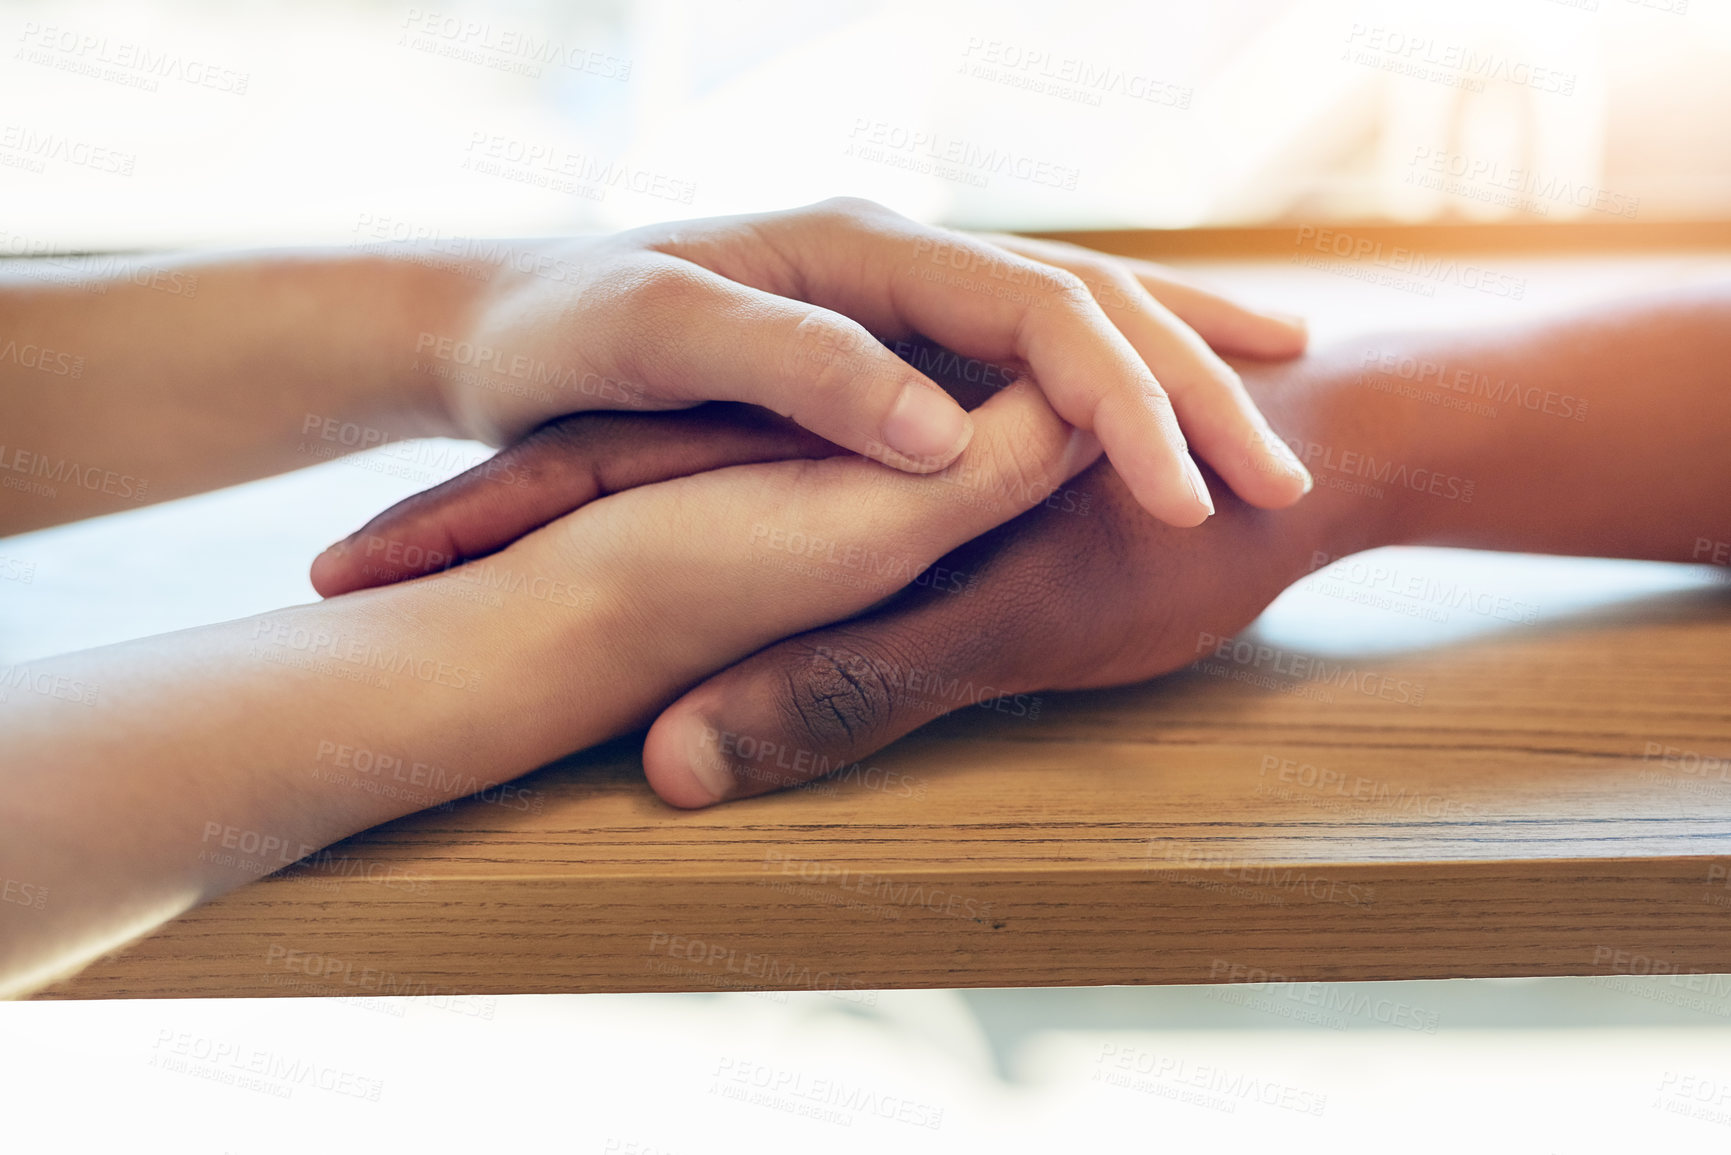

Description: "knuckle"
604 267 709 385
1146 381 1181 419
1131 379 1182 435
1037 265 1092 304
1065 253 1118 284
808 195 893 226
781 312 879 408
1094 265 1144 312
1015 236 1102 269
621 264 707 313
777 637 900 754
1048 254 1137 313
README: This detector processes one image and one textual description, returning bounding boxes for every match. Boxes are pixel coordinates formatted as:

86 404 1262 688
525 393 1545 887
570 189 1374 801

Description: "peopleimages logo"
762 850 994 921
15 22 251 94
1407 146 1639 220
1341 25 1577 96
0 339 83 378
1358 350 1587 421
956 38 1193 109
1293 226 1527 299
1193 632 1426 706
399 10 632 81
0 443 148 501
1271 437 1475 504
1257 754 1477 817
0 123 135 176
846 119 1081 191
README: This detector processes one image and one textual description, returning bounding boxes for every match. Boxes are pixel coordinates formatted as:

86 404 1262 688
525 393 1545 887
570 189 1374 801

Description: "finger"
641 526 1040 808
1104 293 1313 510
979 236 1311 508
313 333 1014 599
1118 264 1308 360
985 234 1309 360
310 405 838 598
606 255 976 473
700 200 1215 527
548 376 1100 683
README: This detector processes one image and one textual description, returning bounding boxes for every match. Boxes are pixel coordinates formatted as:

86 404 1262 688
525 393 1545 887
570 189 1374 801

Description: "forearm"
0 564 619 999
0 250 476 533
1256 282 1731 566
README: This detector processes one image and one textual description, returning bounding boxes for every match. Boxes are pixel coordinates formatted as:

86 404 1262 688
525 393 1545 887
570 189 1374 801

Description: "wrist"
413 522 674 751
400 237 627 448
357 249 492 443
1242 342 1446 565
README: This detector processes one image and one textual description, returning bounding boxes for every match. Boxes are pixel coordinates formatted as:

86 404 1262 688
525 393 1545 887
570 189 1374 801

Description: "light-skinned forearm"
0 251 473 533
0 559 621 999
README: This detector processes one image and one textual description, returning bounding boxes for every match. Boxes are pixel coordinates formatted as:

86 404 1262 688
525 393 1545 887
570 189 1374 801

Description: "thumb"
641 533 1040 807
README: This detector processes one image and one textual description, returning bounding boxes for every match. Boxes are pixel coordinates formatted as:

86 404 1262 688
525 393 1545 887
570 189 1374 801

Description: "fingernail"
680 716 736 804
1269 311 1308 334
1183 455 1214 517
1058 427 1104 478
882 382 971 467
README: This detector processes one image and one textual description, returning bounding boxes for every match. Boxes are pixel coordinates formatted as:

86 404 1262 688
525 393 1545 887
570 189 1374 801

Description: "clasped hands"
310 198 1328 808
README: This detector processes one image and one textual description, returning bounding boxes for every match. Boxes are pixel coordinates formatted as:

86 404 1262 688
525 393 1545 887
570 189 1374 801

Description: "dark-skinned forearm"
1249 283 1731 568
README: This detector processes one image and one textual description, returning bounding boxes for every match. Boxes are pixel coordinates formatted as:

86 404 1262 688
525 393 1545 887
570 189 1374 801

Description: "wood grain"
42 573 1731 999
1027 220 1731 258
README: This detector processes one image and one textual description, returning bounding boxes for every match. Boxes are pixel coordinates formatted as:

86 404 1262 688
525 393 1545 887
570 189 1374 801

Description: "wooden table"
32 232 1731 999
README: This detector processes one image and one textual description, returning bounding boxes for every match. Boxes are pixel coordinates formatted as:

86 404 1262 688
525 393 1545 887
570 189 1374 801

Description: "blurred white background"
3 0 1730 253
13 982 1731 1152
